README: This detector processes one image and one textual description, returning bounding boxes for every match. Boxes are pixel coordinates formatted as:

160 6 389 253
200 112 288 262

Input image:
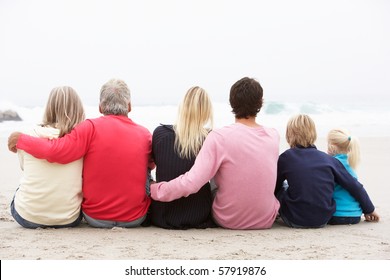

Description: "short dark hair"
229 77 263 119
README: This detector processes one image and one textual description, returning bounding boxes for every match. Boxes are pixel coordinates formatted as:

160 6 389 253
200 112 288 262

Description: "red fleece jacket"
17 115 153 222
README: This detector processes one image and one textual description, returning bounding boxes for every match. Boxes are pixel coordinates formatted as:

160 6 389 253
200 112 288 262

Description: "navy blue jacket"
275 145 375 227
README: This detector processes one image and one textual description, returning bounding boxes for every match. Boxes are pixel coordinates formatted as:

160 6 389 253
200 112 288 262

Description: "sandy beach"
1 137 389 260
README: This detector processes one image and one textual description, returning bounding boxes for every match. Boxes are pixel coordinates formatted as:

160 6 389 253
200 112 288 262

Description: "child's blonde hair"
174 86 213 159
286 114 317 148
42 86 85 137
327 128 360 169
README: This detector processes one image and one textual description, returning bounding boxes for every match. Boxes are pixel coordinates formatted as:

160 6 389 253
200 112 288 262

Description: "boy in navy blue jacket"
275 114 379 228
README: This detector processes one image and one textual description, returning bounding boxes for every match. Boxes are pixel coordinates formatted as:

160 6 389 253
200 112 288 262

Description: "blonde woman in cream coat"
10 86 85 228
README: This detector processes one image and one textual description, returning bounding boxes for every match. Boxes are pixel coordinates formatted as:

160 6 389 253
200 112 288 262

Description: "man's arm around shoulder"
8 120 93 164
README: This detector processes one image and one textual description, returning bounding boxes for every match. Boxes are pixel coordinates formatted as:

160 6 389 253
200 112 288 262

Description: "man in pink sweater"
151 77 280 229
8 79 153 228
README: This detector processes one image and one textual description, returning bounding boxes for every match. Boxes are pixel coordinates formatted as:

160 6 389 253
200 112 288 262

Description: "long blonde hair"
286 114 317 148
174 86 213 159
327 128 360 169
42 86 85 137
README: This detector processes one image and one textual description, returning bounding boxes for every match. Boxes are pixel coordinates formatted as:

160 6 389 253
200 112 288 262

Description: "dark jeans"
10 199 82 229
279 211 326 229
328 216 361 225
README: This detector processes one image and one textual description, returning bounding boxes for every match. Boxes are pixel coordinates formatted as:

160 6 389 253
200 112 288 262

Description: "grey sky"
0 0 389 107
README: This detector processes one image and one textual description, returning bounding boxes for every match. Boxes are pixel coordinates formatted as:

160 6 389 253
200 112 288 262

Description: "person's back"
81 114 152 222
327 129 363 225
151 77 280 229
275 114 378 228
151 125 213 229
15 127 83 227
9 79 153 228
276 145 340 227
11 86 85 228
151 87 214 229
208 122 279 229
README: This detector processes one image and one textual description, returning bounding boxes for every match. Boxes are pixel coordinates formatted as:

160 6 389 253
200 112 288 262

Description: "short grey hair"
99 79 131 116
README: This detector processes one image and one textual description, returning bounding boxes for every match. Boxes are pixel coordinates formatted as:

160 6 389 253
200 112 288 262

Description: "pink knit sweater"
151 123 280 229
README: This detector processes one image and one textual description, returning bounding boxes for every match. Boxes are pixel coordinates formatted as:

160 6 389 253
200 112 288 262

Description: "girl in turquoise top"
327 129 379 224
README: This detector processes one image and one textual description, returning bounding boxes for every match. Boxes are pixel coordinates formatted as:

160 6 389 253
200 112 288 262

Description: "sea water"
1 100 390 139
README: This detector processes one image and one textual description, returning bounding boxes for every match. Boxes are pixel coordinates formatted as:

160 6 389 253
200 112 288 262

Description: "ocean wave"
264 101 335 115
1 101 390 138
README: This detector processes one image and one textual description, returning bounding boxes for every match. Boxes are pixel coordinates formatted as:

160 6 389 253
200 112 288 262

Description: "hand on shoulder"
8 132 22 153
